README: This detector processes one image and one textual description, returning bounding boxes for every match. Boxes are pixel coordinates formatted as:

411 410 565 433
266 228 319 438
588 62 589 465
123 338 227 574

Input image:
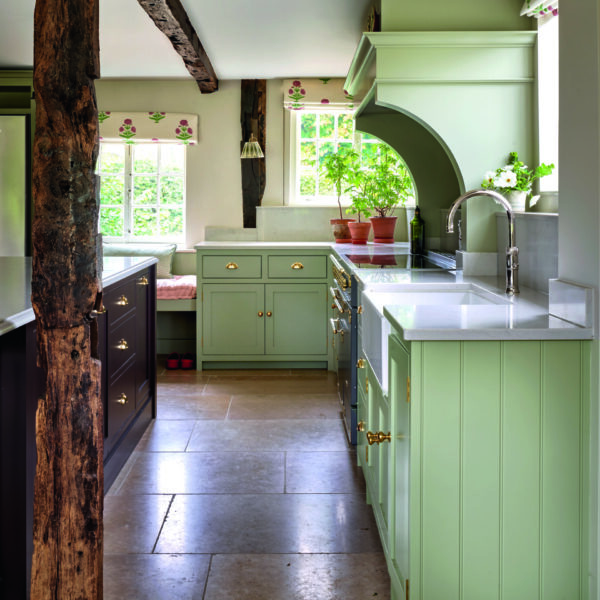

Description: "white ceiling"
1 0 371 80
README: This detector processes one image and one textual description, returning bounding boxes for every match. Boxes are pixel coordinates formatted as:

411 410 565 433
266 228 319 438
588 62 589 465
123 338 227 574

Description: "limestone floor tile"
285 451 365 494
187 419 349 452
104 494 172 554
108 451 285 495
155 493 381 554
157 391 231 420
227 392 340 420
203 368 294 378
203 374 338 396
203 553 391 600
103 553 211 600
135 419 196 452
157 369 211 383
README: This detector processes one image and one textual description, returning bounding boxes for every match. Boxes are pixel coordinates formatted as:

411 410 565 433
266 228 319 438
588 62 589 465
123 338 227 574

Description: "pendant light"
240 133 264 158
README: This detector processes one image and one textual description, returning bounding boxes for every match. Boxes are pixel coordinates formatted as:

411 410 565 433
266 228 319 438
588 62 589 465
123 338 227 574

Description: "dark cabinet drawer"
107 313 136 381
104 277 136 326
105 364 136 450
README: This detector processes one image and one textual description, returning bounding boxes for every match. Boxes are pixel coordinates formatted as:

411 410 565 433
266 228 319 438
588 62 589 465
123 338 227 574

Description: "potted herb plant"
345 167 374 245
482 151 555 211
320 148 358 243
367 147 414 243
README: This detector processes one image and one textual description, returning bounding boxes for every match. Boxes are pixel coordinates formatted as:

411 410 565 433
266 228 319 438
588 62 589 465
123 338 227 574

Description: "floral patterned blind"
98 111 198 144
520 0 558 19
283 78 359 111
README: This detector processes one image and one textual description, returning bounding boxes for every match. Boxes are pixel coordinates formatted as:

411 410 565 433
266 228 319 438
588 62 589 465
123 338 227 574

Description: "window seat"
157 275 197 312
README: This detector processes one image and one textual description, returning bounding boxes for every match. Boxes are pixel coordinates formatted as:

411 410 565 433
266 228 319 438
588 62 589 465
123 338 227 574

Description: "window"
288 110 416 206
97 142 186 243
537 15 558 192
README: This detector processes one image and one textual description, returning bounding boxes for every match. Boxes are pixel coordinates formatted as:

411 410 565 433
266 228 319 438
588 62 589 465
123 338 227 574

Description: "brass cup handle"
116 393 128 405
226 262 239 270
266 311 272 317
367 431 392 446
137 275 149 286
117 339 129 351
357 358 365 369
116 295 129 306
291 262 304 270
258 311 264 317
357 420 365 432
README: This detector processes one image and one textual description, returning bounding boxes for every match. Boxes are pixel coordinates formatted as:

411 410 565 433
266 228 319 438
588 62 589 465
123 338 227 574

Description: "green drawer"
267 255 327 278
202 255 262 278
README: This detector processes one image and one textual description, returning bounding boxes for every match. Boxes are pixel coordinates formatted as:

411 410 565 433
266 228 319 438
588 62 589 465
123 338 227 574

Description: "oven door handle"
329 318 342 335
329 287 345 314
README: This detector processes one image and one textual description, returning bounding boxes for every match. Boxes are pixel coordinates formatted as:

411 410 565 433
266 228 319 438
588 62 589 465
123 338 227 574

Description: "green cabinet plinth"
358 333 590 600
197 248 331 370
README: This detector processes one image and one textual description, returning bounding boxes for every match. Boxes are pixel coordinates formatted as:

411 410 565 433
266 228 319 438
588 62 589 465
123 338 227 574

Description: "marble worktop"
0 256 157 336
196 240 594 340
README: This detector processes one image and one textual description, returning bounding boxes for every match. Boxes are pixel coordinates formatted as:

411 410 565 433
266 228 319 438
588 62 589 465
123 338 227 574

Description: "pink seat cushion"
156 275 197 300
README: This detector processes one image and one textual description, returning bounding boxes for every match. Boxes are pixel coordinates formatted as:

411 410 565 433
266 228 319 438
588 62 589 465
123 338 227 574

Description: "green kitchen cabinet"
197 248 331 370
378 332 590 600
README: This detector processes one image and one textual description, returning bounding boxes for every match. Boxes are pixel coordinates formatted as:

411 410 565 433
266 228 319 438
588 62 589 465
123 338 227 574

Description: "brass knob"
226 262 239 270
116 393 128 405
137 275 149 286
91 305 107 316
357 305 364 314
116 295 129 306
331 303 336 309
357 420 365 432
258 311 264 317
266 311 272 317
357 358 365 369
366 431 392 445
117 339 129 351
291 262 304 270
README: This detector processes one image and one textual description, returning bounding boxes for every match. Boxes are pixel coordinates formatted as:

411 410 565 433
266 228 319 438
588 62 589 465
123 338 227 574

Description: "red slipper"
166 352 180 370
180 353 194 370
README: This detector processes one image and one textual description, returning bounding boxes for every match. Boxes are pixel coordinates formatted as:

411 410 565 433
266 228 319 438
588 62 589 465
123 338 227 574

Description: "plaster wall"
95 78 285 247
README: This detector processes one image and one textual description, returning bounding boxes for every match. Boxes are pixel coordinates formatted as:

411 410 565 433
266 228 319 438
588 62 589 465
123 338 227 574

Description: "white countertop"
0 256 157 336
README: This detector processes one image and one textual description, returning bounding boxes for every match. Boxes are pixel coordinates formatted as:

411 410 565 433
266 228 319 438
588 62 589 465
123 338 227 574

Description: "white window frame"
285 109 416 208
537 15 559 193
98 142 186 244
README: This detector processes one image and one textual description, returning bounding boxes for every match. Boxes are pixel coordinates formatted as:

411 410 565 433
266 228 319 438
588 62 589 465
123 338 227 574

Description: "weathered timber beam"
137 0 218 93
31 0 103 597
241 79 266 228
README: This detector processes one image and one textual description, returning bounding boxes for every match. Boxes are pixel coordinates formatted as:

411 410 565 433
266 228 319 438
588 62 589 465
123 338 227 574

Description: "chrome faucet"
446 189 519 295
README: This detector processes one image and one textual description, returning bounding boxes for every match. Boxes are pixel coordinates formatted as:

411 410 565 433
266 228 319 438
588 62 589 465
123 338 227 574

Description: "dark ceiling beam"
137 0 218 93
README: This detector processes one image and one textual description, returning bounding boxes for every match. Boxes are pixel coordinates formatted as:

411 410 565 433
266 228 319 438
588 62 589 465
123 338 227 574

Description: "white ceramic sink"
359 285 510 392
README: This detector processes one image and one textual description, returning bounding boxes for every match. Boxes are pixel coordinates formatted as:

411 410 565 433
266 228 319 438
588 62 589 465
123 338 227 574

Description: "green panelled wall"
362 334 591 600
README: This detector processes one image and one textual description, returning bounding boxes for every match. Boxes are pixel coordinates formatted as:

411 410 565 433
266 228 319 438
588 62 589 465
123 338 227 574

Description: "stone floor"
104 366 390 599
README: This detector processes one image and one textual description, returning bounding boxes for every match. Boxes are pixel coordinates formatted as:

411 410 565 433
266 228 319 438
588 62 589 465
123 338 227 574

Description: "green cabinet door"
265 284 327 355
388 335 410 599
202 284 265 355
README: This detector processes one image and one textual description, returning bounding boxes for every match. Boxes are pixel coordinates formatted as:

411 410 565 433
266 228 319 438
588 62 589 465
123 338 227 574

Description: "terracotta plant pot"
348 221 371 245
370 216 397 244
330 218 356 244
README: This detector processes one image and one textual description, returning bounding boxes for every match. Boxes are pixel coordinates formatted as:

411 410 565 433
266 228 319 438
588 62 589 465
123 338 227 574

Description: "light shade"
241 133 264 158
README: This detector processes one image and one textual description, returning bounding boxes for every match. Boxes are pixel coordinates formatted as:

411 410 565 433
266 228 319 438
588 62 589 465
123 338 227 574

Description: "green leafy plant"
482 151 555 195
320 147 359 219
345 167 375 222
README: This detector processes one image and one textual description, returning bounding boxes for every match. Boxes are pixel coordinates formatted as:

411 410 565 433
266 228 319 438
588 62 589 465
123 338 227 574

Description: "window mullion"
124 145 133 239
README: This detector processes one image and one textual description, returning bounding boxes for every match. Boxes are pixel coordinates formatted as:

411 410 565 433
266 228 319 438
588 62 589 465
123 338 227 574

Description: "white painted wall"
95 78 285 247
559 3 600 597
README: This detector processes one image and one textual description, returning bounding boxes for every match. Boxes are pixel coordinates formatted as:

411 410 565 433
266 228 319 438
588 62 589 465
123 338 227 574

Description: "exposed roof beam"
137 0 218 93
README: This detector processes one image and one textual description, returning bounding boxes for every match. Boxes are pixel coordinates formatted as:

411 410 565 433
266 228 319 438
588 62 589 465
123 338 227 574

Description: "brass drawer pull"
117 339 129 351
137 275 149 286
116 393 128 405
266 311 272 317
226 262 239 270
258 311 264 317
291 262 304 270
91 305 107 316
116 295 129 306
367 431 391 445
357 420 365 432
357 358 365 369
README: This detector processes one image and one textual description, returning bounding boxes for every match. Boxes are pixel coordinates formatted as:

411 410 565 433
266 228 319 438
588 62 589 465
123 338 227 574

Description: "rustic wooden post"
30 0 103 598
241 79 266 228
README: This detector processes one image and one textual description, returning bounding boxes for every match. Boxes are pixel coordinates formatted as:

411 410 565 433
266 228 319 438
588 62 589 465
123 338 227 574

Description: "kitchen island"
0 256 157 599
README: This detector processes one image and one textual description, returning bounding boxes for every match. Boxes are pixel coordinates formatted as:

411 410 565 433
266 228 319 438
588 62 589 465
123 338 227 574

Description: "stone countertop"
194 241 593 341
0 256 157 336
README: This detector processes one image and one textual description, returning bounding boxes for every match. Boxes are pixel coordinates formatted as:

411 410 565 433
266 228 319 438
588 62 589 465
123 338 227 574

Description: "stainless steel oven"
330 255 358 445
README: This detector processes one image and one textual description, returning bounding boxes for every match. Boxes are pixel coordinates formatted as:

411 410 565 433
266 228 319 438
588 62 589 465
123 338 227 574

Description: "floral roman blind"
520 0 558 19
98 111 198 144
283 78 359 111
